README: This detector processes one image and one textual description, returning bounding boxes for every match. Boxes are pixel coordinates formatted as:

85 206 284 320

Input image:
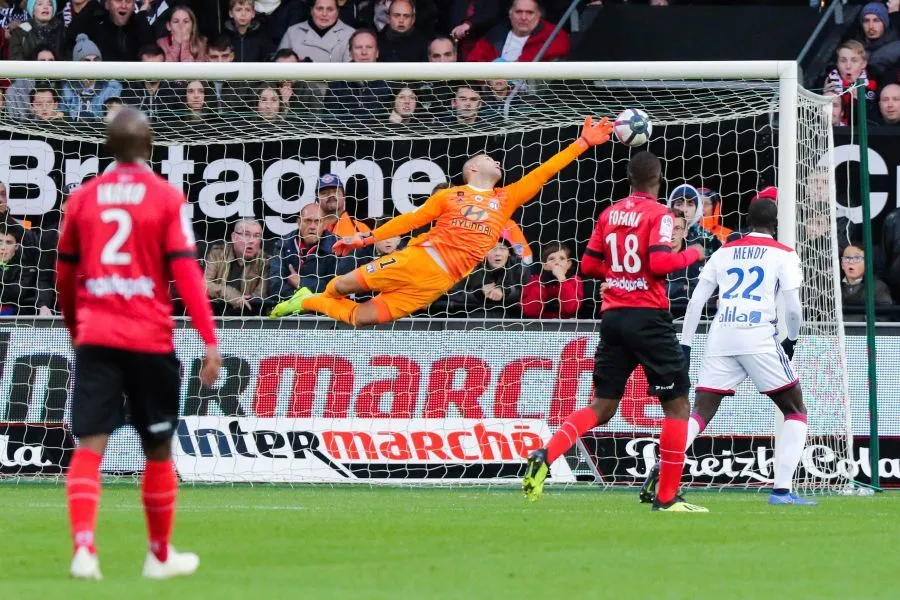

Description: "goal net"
0 61 851 491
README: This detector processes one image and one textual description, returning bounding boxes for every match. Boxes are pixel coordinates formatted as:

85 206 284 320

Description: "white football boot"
70 546 102 580
142 546 200 580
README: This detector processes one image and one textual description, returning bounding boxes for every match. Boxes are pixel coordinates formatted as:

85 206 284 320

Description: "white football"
613 108 652 147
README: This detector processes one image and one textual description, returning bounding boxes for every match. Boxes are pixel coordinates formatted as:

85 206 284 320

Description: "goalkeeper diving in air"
270 116 614 325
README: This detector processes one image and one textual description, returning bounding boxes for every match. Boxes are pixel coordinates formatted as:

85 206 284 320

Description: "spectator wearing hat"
65 0 155 61
521 243 583 319
467 0 569 63
7 45 56 120
666 183 720 259
316 173 372 238
697 187 733 243
859 2 900 76
61 35 123 122
8 0 64 61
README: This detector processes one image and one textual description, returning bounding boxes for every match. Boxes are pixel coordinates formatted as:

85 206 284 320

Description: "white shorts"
696 350 798 396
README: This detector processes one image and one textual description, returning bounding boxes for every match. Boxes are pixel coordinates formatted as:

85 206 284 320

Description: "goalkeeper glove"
333 232 374 256
781 338 797 361
576 116 613 149
680 344 691 367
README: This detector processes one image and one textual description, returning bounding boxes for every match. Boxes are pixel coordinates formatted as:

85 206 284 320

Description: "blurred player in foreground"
58 108 222 580
269 116 614 325
523 151 709 512
641 198 817 506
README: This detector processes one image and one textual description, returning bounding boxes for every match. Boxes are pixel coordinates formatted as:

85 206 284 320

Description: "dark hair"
541 242 571 263
29 82 57 103
0 221 24 244
627 151 661 190
30 44 56 60
208 35 234 54
138 43 165 60
842 243 864 256
747 197 778 232
104 96 123 108
349 27 378 51
428 35 456 53
273 48 300 61
432 182 451 194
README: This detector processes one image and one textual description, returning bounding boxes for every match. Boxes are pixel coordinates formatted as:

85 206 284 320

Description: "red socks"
66 448 103 555
142 459 178 562
546 407 599 464
657 417 688 504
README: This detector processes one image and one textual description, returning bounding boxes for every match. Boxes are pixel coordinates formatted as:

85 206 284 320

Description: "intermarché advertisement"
0 323 895 485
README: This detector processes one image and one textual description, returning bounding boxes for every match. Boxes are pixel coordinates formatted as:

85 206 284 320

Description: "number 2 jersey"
583 192 703 312
57 163 216 354
700 233 803 356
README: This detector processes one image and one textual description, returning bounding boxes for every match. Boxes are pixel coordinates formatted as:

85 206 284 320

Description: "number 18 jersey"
700 233 803 356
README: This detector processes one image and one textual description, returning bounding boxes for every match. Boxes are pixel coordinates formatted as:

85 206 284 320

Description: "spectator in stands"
204 37 253 114
825 88 846 126
103 96 123 122
667 184 720 258
859 2 900 76
61 36 123 122
666 211 702 316
271 47 321 115
0 1 28 50
65 0 155 61
697 187 733 243
387 87 419 124
180 79 212 121
315 173 372 237
279 0 353 63
326 30 391 120
841 243 893 321
727 186 779 243
447 85 491 126
377 0 429 62
34 180 71 315
824 40 877 121
877 82 900 124
458 235 526 318
412 35 456 117
255 0 307 49
482 75 516 114
447 0 502 61
8 0 64 61
256 84 284 120
204 218 271 315
427 35 456 62
122 44 179 121
7 44 54 120
269 202 356 298
521 243 583 319
467 0 569 63
224 0 276 62
29 84 63 120
0 223 37 315
60 0 92 27
157 6 207 62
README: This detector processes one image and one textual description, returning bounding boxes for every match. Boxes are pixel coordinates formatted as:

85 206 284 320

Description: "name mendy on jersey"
732 246 768 260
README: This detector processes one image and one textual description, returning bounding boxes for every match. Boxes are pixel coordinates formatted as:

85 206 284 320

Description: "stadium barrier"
0 320 894 487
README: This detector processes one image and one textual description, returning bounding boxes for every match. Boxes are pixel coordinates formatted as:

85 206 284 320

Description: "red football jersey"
57 164 198 353
585 192 678 312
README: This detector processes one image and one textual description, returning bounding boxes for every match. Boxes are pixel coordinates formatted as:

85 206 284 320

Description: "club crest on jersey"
474 195 484 203
461 204 490 222
488 200 499 210
366 263 377 273
659 214 674 243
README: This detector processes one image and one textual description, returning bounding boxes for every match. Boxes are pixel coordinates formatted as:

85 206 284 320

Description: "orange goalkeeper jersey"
370 141 585 281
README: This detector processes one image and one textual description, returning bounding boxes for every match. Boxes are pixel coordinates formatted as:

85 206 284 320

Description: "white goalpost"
0 60 852 492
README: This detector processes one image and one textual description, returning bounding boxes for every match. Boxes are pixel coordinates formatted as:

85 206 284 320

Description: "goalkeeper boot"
70 546 102 580
142 546 200 580
768 491 818 506
269 287 314 319
522 448 549 501
638 461 660 504
652 495 709 513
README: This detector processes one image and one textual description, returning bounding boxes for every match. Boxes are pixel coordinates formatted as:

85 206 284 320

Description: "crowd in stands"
0 0 896 321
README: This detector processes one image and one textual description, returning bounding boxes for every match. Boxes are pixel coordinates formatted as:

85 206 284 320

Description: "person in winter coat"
841 243 894 321
65 0 155 61
156 5 207 62
376 0 429 62
467 0 569 63
0 223 38 315
60 35 123 121
255 0 308 48
521 243 583 319
667 183 720 259
458 237 526 318
204 218 271 316
7 44 55 120
666 212 703 317
446 0 503 61
224 0 275 61
823 40 878 122
696 187 733 243
278 0 353 63
859 2 900 76
8 0 64 61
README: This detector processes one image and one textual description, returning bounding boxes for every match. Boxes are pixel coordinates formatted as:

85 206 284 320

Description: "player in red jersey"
57 108 222 580
522 151 709 511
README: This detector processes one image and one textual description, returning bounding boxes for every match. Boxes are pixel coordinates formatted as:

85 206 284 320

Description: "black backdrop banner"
1 119 775 250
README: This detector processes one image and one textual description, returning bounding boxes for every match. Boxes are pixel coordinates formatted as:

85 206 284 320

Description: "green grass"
0 485 897 599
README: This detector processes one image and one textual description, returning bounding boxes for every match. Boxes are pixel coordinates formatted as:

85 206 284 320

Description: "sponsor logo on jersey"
717 306 762 324
366 263 376 273
85 275 155 299
460 204 491 222
605 276 649 292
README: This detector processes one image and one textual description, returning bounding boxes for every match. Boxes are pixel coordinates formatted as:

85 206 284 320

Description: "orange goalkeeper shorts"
355 246 456 320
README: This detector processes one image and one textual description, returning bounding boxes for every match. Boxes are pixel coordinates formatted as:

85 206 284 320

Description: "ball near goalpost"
613 108 652 147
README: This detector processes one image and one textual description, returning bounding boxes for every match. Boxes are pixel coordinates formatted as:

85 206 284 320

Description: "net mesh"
0 68 851 490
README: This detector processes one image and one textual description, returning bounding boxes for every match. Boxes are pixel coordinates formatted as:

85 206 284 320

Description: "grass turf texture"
0 485 897 599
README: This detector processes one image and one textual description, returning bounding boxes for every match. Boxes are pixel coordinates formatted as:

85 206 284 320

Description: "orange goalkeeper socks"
302 294 359 326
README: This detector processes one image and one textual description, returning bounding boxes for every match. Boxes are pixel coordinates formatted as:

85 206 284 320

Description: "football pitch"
1 485 897 599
